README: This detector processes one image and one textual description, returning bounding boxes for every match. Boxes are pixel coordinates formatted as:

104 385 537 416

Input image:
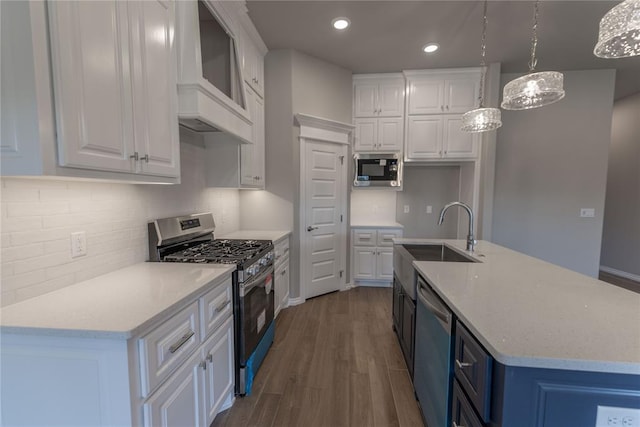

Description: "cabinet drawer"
452 379 484 427
353 229 377 246
200 277 233 340
274 237 290 267
454 321 492 422
377 229 402 246
139 301 200 397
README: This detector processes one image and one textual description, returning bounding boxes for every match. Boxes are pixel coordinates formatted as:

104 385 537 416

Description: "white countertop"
0 263 235 340
219 230 291 243
351 221 404 228
396 238 640 375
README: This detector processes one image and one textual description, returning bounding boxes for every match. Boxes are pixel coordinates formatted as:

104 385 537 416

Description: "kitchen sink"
401 244 477 263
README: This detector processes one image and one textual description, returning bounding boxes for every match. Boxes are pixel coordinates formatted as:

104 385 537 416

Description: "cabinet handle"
207 353 213 363
169 330 195 354
441 105 444 111
129 152 139 161
307 226 319 232
284 248 289 254
215 300 231 313
141 154 149 163
199 360 207 370
455 359 473 369
446 105 449 111
280 269 286 276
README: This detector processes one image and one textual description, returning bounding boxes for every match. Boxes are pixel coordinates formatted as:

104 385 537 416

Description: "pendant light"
594 0 640 58
501 0 565 111
461 0 502 133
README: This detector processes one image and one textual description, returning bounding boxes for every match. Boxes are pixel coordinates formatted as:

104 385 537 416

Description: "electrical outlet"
404 205 410 214
426 205 433 214
580 208 595 218
70 231 87 258
595 406 640 427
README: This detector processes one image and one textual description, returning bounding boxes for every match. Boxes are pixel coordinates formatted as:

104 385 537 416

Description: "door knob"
307 226 318 232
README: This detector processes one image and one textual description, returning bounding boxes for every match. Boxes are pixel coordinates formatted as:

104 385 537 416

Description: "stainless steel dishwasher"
414 275 454 427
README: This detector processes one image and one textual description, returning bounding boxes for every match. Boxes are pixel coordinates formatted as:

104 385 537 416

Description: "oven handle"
243 265 274 295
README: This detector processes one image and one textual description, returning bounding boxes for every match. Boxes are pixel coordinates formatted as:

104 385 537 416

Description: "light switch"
404 205 410 214
426 205 433 214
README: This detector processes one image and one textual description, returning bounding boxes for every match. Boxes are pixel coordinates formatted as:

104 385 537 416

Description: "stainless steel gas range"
148 213 274 396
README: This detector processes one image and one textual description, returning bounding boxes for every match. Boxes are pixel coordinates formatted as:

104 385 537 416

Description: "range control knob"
246 267 255 277
259 258 267 266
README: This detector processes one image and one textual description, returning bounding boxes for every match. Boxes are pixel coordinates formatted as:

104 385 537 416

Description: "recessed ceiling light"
422 43 440 54
332 17 350 30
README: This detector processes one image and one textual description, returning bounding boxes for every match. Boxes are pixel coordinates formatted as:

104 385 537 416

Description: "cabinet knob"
441 105 444 111
446 105 449 111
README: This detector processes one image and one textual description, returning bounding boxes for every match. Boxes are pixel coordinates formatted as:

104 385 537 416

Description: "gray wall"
492 69 615 278
396 166 460 238
240 49 352 299
600 92 640 277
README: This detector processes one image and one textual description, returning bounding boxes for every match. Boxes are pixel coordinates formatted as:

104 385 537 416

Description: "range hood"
175 1 252 143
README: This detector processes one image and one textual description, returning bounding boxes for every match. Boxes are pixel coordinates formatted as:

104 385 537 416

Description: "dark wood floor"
212 287 424 427
599 270 640 293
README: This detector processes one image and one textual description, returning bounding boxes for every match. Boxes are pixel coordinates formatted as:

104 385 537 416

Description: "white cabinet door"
377 248 394 280
143 351 202 427
378 81 404 117
408 78 444 115
252 93 265 186
241 87 256 186
377 118 403 151
354 118 377 151
131 0 180 178
443 116 478 158
445 77 479 113
48 1 135 173
201 317 234 427
354 83 378 117
275 260 290 317
353 247 377 280
406 116 443 159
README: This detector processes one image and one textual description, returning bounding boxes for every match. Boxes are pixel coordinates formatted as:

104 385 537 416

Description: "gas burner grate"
163 239 271 265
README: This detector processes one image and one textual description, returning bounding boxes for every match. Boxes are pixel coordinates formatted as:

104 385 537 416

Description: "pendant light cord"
478 0 488 108
529 0 539 72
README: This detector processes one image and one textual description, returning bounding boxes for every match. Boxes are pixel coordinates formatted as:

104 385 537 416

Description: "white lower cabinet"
201 316 235 426
274 235 290 317
351 227 402 285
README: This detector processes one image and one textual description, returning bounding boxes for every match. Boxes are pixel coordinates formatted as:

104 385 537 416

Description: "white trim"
599 266 640 283
344 282 356 291
296 114 351 301
353 281 392 288
287 296 305 306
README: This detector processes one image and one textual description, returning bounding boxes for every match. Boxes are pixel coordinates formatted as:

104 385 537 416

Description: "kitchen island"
396 238 640 427
1 262 236 426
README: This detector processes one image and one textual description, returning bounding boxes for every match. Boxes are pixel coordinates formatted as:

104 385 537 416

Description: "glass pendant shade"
461 108 502 132
594 0 640 58
501 71 565 110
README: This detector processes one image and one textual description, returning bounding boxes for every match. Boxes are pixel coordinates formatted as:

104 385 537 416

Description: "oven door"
239 266 274 364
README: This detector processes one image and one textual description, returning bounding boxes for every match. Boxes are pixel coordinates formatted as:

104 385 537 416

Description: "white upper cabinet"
353 74 405 118
406 115 478 160
50 0 180 178
354 117 403 152
406 69 481 115
1 0 180 182
238 21 266 98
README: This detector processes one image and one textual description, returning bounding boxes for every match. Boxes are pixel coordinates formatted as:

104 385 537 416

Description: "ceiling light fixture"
461 0 502 133
422 43 439 54
332 17 350 30
501 0 565 111
594 0 640 58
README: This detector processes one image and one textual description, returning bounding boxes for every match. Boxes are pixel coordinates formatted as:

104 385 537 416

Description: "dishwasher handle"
417 278 452 333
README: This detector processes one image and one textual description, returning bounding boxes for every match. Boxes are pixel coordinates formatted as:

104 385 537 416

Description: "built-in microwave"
353 153 403 188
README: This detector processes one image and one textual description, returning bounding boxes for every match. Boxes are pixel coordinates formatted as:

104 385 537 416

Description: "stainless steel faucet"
438 201 477 252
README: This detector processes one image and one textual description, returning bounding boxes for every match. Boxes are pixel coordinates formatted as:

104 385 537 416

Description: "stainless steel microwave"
353 153 403 188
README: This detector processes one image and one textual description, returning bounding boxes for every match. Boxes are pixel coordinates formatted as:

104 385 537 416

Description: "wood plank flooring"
212 287 424 427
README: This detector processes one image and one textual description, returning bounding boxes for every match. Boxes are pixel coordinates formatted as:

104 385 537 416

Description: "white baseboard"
344 282 355 291
600 266 640 283
288 296 305 306
353 280 392 288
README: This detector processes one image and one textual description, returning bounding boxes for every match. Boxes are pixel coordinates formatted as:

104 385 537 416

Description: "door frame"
295 113 353 302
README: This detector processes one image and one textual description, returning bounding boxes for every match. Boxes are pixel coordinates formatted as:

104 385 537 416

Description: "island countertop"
395 238 640 375
0 262 235 339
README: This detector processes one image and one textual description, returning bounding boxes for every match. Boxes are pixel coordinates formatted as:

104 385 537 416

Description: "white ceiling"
245 0 640 100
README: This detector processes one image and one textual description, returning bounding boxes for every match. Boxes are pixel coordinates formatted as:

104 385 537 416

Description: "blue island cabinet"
489 364 640 427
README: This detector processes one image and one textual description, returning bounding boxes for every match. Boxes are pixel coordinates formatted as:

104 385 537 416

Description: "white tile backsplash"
0 142 240 306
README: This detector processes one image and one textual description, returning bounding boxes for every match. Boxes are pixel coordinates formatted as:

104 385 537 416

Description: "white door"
303 141 346 299
378 117 403 151
48 1 135 172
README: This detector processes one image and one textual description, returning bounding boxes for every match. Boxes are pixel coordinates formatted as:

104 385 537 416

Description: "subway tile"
2 263 14 278
11 228 73 246
7 201 69 217
45 255 103 280
1 233 10 248
43 239 69 254
15 274 75 303
1 291 17 307
13 252 70 275
1 243 45 262
39 187 92 201
1 188 40 201
3 178 67 190
1 270 47 291
0 216 43 233
42 213 96 229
